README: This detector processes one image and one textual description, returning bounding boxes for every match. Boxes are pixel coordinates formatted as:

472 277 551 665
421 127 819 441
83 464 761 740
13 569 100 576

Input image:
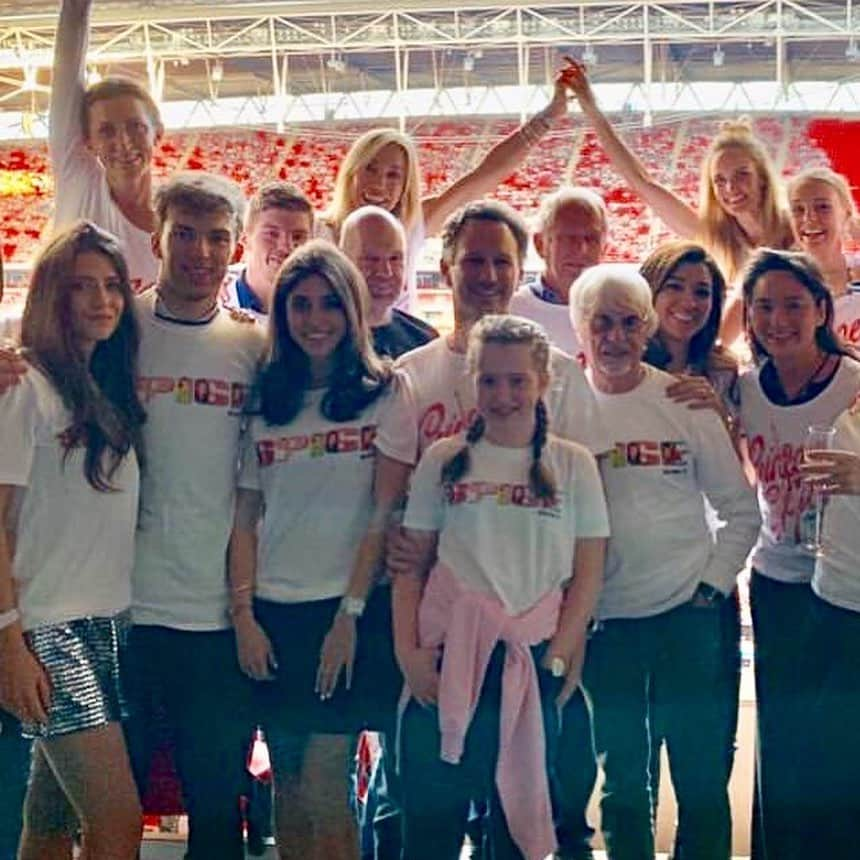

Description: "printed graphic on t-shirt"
256 423 377 465
137 375 249 413
444 479 561 515
419 401 477 450
746 431 812 544
607 440 689 474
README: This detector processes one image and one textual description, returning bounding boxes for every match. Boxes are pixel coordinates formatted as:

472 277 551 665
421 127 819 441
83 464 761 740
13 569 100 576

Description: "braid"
440 413 485 488
528 399 557 504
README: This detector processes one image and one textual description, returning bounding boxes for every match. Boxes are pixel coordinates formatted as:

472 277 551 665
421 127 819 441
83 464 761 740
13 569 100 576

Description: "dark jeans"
749 572 822 860
583 602 734 860
553 687 598 858
122 626 253 860
647 590 741 859
0 709 30 860
805 594 860 859
399 642 561 860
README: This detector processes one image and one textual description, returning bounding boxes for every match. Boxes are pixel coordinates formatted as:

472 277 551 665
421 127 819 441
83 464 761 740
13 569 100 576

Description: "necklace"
778 351 833 402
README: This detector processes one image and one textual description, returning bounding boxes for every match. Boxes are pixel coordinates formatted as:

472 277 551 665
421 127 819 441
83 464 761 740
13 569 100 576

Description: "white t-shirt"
834 290 860 349
49 2 159 292
238 375 415 603
812 408 860 612
132 290 265 629
381 336 608 464
509 284 584 364
739 356 860 584
0 366 139 631
404 435 609 615
592 365 759 620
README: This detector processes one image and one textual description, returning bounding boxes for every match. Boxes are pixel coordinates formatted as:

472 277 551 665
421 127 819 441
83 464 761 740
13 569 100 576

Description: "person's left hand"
799 449 860 496
665 374 723 413
315 612 357 700
545 64 574 120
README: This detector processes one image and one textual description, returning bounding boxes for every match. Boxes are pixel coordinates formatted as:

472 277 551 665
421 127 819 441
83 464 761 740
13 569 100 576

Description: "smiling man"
510 187 609 362
51 0 164 291
221 182 314 321
340 205 437 359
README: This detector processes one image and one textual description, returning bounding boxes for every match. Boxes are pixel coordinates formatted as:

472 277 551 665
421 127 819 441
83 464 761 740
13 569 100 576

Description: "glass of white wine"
801 423 837 553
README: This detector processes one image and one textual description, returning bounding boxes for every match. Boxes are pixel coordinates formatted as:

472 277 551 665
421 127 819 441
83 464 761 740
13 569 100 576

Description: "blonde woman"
320 65 577 297
565 60 793 342
787 167 860 346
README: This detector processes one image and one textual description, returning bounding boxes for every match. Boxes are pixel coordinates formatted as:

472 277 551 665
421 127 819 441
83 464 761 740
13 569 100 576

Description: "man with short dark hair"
51 0 165 291
124 171 264 860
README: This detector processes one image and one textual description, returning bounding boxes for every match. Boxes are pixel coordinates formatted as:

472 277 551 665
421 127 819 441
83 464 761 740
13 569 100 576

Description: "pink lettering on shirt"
746 434 812 543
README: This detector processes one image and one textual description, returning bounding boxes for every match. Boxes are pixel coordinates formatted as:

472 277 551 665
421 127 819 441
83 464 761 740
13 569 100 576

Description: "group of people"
1 2 860 860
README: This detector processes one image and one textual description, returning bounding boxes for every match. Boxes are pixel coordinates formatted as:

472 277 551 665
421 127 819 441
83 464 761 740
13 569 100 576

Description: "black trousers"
122 625 253 860
0 708 30 860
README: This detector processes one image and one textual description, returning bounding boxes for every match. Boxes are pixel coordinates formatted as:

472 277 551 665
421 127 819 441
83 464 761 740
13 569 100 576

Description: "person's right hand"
398 646 440 708
560 57 598 113
0 633 51 724
233 612 278 681
0 345 27 393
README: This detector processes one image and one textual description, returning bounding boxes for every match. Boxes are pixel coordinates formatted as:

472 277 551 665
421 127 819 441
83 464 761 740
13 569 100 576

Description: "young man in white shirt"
220 181 314 321
123 172 264 860
379 200 607 860
50 0 163 291
340 206 438 360
509 186 608 363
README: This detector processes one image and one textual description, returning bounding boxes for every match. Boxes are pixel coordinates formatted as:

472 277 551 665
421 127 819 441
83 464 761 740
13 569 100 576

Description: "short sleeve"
237 420 262 491
375 370 419 466
402 443 446 533
0 373 42 487
571 447 611 538
549 351 610 455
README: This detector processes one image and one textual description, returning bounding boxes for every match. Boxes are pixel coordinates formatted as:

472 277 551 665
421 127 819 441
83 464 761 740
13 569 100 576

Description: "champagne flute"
802 423 837 552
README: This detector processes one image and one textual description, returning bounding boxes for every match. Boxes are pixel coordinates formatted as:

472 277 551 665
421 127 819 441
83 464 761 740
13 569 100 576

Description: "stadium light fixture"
211 60 224 83
463 52 475 72
86 67 102 86
713 46 725 67
847 41 860 61
582 44 598 67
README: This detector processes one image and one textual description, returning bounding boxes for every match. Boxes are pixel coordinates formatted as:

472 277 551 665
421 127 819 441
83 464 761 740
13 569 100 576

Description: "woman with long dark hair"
0 221 145 860
738 248 860 860
229 240 414 859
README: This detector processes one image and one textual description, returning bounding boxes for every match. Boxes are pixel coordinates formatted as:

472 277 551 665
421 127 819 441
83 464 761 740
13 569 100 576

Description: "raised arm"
315 452 412 699
421 69 571 236
0 485 51 724
50 0 94 220
228 487 277 681
564 60 700 240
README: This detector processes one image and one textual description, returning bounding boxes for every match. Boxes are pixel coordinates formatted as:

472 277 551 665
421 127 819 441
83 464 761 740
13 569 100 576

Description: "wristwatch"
339 596 366 618
695 583 725 606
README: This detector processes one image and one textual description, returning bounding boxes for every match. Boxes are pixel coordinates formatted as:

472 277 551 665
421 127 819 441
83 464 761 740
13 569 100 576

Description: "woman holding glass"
800 411 860 858
737 248 860 860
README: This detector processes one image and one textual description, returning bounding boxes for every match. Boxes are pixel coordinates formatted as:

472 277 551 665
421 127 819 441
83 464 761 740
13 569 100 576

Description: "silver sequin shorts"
21 612 130 739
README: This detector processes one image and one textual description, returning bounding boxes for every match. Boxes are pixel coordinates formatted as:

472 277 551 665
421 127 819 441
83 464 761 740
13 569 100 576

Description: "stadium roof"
1 0 859 113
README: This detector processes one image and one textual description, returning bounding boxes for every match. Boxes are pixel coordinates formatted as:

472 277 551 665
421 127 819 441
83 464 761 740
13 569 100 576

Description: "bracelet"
339 596 366 618
0 608 20 631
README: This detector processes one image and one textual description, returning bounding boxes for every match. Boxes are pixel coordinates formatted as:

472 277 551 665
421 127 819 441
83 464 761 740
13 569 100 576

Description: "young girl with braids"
393 314 609 860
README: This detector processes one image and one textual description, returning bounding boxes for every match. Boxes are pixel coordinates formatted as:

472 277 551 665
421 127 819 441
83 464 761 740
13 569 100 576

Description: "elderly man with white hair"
509 186 608 362
340 205 437 359
569 263 759 860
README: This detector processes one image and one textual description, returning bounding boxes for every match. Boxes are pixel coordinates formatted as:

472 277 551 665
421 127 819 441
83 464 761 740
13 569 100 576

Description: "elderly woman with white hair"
568 263 760 860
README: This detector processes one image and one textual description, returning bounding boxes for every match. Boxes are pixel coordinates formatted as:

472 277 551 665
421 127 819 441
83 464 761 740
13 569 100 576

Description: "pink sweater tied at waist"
417 562 562 860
